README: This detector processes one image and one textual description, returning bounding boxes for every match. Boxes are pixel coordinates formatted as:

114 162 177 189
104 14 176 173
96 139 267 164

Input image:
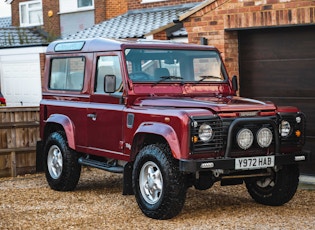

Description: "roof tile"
0 27 47 47
0 17 11 28
65 4 197 40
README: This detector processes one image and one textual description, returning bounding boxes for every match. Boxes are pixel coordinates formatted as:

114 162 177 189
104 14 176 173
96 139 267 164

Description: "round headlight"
198 123 213 142
279 120 291 137
237 128 253 150
257 127 273 148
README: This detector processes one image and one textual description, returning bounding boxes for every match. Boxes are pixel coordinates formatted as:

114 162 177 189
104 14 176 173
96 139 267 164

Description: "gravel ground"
0 168 314 230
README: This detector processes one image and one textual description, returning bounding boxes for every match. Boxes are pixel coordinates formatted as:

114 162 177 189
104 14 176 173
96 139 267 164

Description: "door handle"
87 113 97 121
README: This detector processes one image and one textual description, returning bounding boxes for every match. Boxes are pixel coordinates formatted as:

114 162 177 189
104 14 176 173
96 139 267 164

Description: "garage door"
0 47 45 106
239 26 315 174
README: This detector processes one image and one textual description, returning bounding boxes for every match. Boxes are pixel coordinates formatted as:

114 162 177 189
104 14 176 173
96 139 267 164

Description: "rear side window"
49 57 85 90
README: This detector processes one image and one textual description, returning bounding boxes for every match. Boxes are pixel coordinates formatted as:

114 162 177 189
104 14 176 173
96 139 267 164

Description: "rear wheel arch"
44 114 76 149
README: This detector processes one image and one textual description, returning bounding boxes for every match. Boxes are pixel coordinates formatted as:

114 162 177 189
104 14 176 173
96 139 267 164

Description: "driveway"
0 168 314 229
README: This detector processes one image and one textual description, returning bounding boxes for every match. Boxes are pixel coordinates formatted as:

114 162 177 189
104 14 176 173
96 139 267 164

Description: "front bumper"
179 151 310 173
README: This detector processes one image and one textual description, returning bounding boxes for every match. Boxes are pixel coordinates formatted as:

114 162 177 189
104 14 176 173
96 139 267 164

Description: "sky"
0 1 11 17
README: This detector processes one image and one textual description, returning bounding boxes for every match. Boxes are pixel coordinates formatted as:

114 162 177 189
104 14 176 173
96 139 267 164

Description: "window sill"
20 23 43 27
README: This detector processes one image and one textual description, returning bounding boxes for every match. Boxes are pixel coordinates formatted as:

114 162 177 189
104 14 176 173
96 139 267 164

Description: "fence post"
11 151 16 177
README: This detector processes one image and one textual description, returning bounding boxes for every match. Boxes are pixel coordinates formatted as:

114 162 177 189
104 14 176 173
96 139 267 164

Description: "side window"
49 57 85 90
95 56 122 93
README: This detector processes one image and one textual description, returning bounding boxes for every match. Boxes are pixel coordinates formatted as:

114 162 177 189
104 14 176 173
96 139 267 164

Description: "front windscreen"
124 48 226 83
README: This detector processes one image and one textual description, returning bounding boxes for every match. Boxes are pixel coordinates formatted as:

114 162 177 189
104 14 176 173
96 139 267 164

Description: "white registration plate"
235 156 275 170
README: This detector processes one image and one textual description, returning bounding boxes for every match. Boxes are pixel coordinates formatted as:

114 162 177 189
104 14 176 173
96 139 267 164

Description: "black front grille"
190 116 224 153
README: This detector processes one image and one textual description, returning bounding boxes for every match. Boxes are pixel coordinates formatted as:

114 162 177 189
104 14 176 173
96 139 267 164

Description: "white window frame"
19 0 43 27
59 0 94 14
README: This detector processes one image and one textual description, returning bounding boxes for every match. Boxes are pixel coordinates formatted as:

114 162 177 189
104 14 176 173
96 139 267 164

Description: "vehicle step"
78 157 123 173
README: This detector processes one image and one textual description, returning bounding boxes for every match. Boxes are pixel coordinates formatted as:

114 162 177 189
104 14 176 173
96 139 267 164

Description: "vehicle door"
86 53 127 159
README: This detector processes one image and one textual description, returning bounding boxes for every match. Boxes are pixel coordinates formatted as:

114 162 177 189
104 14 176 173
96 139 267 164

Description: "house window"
19 0 43 27
59 0 94 13
78 0 93 8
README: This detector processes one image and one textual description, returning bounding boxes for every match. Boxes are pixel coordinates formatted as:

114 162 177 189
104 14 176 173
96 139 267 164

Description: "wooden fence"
0 107 39 177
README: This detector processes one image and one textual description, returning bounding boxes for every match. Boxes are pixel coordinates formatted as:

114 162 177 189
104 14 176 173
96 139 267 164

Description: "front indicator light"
192 136 198 143
295 130 301 137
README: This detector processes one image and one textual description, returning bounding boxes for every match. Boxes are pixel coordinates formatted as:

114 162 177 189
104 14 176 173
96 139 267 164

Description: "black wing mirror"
232 75 238 92
104 75 116 93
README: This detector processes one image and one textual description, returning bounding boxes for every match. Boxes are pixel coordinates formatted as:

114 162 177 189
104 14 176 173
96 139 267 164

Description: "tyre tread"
133 143 187 219
44 131 81 191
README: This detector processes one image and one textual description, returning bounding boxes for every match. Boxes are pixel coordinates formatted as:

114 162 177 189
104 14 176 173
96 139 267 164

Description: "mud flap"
36 141 44 172
123 162 134 195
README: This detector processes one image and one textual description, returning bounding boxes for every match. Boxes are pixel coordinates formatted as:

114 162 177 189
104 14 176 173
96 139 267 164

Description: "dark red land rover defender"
37 38 308 219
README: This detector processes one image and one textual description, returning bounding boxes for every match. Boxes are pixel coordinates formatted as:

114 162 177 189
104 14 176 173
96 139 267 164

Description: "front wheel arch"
131 122 182 161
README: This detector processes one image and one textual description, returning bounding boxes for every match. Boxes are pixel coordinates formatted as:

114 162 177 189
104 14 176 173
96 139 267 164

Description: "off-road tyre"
245 164 299 206
132 143 187 219
44 131 81 191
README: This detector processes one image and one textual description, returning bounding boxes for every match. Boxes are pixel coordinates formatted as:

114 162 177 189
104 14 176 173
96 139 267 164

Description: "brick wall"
42 0 60 39
153 30 168 40
95 0 106 23
183 0 315 78
10 0 22 27
97 0 204 22
128 0 203 10
102 0 128 23
39 53 46 92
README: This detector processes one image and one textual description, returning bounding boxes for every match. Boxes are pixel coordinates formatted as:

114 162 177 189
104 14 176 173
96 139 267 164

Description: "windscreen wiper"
153 76 183 86
198 75 222 82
